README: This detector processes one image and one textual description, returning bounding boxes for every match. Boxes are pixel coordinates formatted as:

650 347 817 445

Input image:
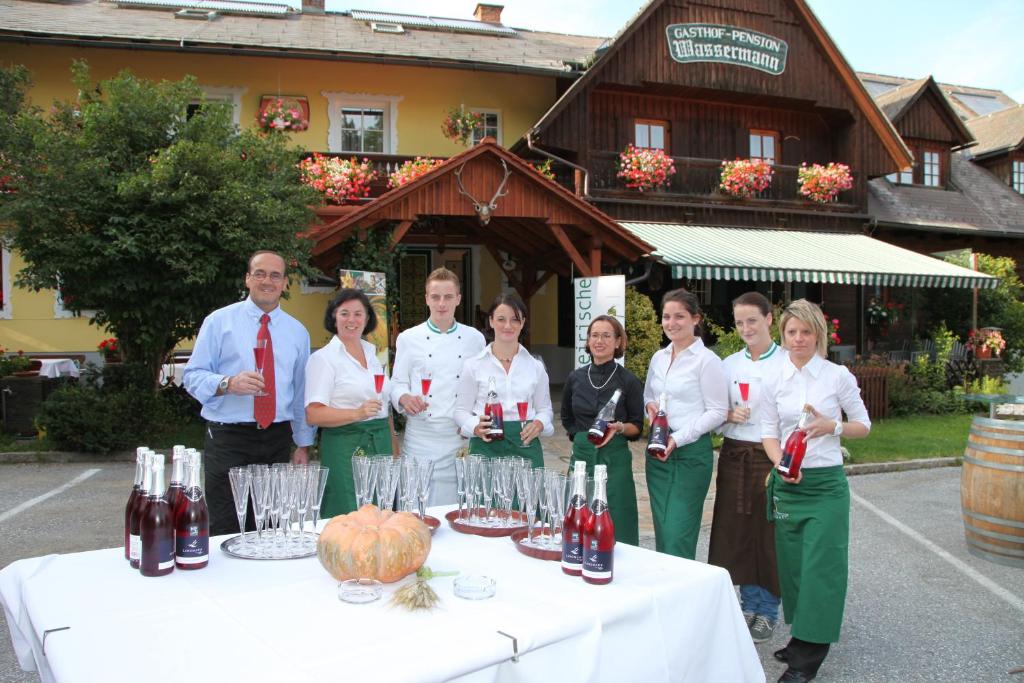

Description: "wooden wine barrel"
961 415 1024 567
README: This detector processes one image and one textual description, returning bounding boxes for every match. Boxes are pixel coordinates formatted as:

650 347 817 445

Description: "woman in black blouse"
560 315 644 545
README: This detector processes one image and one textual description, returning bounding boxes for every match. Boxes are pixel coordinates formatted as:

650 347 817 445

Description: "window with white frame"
323 92 402 154
749 130 778 164
922 150 941 187
886 166 914 184
635 118 668 152
1013 160 1024 194
471 110 501 145
188 86 245 128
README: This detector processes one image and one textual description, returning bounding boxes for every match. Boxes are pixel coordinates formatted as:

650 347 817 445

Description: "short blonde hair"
779 299 828 358
426 266 461 292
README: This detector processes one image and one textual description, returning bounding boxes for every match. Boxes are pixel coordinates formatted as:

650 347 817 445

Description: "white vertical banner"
574 275 626 369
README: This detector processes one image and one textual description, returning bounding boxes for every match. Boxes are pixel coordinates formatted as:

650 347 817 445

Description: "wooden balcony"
304 152 427 200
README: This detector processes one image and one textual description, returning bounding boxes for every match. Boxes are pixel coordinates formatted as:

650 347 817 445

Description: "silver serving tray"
219 532 318 560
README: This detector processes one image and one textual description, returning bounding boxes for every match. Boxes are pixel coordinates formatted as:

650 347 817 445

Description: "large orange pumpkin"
317 505 431 583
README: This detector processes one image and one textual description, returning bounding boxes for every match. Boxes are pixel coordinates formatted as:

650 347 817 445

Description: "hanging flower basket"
967 328 1005 358
98 337 120 363
617 145 676 192
797 162 853 203
388 157 444 189
257 97 309 133
299 153 376 204
719 158 774 198
441 107 484 146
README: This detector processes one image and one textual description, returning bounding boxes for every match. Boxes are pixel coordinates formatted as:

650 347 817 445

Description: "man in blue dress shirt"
184 250 316 536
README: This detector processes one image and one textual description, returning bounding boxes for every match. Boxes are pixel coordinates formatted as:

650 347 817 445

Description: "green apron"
319 417 392 518
645 433 713 560
767 465 850 644
569 431 639 546
468 420 544 469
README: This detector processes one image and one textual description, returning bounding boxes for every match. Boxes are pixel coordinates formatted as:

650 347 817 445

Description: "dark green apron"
468 420 544 468
569 431 639 545
319 417 392 518
767 465 850 644
645 432 713 560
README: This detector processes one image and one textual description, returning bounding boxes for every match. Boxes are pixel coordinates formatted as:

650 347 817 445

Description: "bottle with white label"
128 450 152 570
175 452 209 570
561 460 589 576
582 464 614 585
587 388 622 444
140 454 174 577
123 446 147 561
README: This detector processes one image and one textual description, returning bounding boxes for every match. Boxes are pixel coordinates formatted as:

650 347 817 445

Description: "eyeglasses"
588 332 616 341
250 270 285 283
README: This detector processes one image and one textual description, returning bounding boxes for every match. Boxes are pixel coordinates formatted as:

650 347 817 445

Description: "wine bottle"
140 454 174 577
778 404 814 478
123 446 147 561
561 460 589 576
582 464 615 585
129 450 152 570
484 376 504 441
646 393 670 457
587 388 622 445
175 452 209 570
166 445 186 514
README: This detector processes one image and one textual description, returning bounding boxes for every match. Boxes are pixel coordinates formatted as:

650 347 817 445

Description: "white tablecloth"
36 359 79 379
0 508 764 683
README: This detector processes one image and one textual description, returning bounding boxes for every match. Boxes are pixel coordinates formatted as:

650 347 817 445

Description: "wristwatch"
218 375 230 395
832 420 843 437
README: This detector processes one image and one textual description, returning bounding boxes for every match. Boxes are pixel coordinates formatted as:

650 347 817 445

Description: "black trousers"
204 421 293 536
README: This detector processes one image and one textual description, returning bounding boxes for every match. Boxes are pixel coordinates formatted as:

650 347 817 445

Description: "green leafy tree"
921 253 1024 372
624 286 661 380
0 62 319 383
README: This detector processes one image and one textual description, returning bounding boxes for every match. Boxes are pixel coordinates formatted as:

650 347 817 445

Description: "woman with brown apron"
643 288 729 560
453 293 553 468
709 291 787 644
761 299 871 683
560 315 644 545
305 289 398 518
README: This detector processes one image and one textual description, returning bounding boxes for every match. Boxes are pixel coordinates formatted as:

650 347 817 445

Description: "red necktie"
254 313 276 429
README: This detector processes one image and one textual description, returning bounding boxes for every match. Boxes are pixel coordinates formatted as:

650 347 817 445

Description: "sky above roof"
321 0 1024 102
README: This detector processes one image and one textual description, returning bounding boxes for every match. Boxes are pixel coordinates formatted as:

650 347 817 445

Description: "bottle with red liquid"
778 404 814 478
587 388 622 445
582 464 615 585
124 446 147 561
165 445 186 513
561 460 589 576
140 454 175 577
174 452 209 570
484 376 504 441
646 392 670 458
129 451 153 569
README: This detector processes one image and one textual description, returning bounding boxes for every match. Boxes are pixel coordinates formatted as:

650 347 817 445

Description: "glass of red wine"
254 339 268 397
738 381 750 423
516 399 530 448
420 369 432 398
374 372 385 396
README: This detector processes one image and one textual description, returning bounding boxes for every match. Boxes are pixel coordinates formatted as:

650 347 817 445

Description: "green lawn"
843 413 974 463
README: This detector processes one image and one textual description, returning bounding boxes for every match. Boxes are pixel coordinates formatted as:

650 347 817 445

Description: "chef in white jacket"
391 267 485 504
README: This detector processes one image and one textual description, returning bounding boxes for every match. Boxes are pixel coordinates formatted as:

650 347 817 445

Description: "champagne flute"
309 466 330 532
420 368 432 398
228 467 251 548
738 381 751 422
454 456 467 520
374 372 385 396
254 338 268 397
516 398 530 448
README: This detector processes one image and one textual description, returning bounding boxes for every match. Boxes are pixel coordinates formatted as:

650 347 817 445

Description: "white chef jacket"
643 338 729 447
718 342 788 443
305 336 390 420
453 344 555 439
760 353 871 468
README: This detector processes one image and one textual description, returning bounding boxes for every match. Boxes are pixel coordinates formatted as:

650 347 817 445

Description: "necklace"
587 361 618 390
493 346 518 364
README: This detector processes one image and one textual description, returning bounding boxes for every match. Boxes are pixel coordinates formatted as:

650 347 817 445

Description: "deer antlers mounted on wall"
454 159 511 226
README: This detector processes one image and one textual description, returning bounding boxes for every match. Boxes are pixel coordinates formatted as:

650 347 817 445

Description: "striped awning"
620 223 998 289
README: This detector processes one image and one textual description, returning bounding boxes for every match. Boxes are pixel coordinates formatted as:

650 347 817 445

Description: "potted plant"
441 107 484 146
257 98 309 133
532 159 556 181
298 153 377 204
0 349 33 377
797 162 853 203
617 145 676 192
968 328 1005 359
98 337 120 363
719 158 773 198
388 157 444 189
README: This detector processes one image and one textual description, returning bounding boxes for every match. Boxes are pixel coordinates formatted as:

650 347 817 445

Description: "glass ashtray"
338 578 383 604
453 574 496 600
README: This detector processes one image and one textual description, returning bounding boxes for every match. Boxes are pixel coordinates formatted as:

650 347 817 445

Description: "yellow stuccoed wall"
0 45 560 353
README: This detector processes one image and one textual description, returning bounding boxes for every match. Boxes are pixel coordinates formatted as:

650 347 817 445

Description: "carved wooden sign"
665 23 788 75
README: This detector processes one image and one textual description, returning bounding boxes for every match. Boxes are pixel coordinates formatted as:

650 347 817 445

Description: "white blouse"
718 342 788 443
643 338 729 447
760 354 871 468
453 344 555 439
305 336 390 421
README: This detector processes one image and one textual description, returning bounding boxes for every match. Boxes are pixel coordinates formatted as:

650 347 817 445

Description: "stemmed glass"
420 368 432 399
376 458 400 512
454 457 467 520
254 339 268 397
545 471 568 546
293 466 311 545
228 467 252 547
309 466 330 532
534 468 551 544
373 372 385 397
519 467 541 544
248 465 270 549
352 457 376 509
467 455 483 525
415 459 434 519
738 381 751 423
516 398 530 448
479 460 495 526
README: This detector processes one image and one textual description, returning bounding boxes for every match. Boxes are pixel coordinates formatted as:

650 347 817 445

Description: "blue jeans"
741 584 780 621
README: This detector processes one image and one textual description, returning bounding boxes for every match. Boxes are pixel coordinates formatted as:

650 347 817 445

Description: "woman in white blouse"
760 299 870 683
305 289 398 517
453 293 553 468
643 288 728 560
